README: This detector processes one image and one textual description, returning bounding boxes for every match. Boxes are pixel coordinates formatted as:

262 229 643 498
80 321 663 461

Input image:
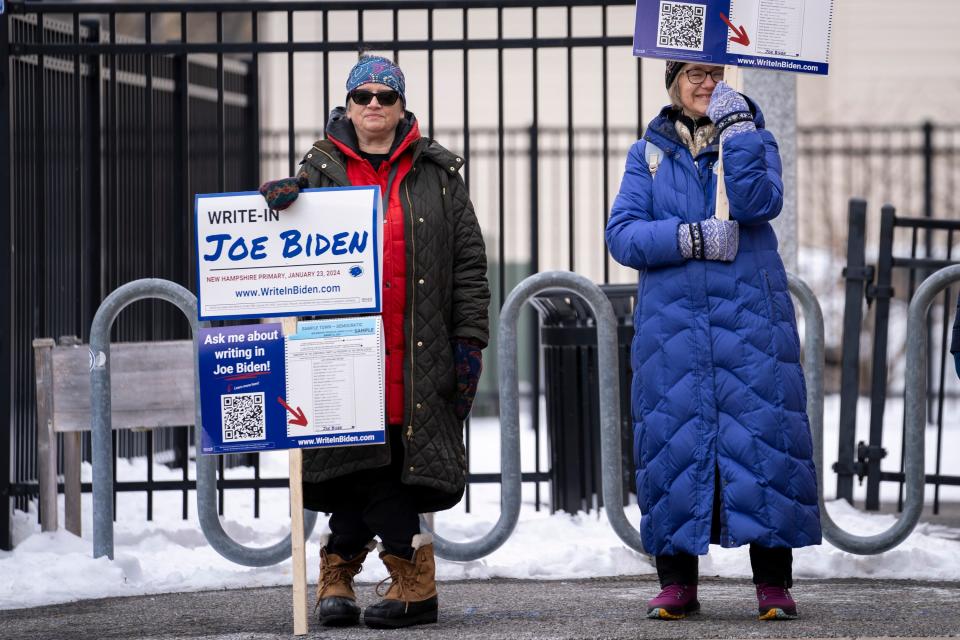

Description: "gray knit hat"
665 60 686 89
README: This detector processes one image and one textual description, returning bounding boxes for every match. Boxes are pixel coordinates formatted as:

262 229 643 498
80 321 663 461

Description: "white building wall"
797 0 960 126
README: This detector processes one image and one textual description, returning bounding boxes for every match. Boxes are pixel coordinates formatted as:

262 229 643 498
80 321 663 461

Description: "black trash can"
531 284 636 515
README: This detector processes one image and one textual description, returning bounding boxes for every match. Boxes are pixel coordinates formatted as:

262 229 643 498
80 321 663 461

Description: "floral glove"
706 81 756 144
259 175 309 211
677 217 739 262
453 338 483 421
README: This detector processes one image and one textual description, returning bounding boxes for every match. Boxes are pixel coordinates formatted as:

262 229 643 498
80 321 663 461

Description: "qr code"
657 1 707 51
221 392 266 442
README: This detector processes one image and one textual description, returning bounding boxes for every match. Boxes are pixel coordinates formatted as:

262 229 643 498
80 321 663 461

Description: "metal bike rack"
432 268 954 559
599 270 926 558
803 264 960 554
423 270 643 560
90 266 956 563
90 278 316 563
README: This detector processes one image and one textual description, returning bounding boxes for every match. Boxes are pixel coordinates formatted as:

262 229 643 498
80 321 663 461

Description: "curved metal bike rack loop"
792 265 960 554
423 270 644 560
91 278 317 563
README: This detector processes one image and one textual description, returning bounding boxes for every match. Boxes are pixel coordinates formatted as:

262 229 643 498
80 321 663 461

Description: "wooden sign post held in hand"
714 65 742 222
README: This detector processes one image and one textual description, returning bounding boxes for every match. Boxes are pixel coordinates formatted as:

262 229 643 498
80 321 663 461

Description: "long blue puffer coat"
605 103 821 556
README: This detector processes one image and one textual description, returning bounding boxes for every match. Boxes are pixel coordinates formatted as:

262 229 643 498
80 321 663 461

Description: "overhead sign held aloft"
634 0 833 75
195 186 383 321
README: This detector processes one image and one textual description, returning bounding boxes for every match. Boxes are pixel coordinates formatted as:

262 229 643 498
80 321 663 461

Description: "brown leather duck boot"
315 535 375 627
363 533 439 629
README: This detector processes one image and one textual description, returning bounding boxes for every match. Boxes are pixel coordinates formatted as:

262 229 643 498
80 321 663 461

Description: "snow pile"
794 500 960 582
2 407 959 611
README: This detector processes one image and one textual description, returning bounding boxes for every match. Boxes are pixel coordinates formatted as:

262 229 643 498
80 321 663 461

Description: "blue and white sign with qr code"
198 323 291 455
633 0 833 75
198 322 385 454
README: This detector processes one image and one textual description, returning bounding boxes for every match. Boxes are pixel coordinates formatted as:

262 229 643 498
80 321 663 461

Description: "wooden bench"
33 337 195 535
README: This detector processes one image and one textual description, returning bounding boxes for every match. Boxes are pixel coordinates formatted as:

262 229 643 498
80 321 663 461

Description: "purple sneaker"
756 583 798 620
646 584 700 620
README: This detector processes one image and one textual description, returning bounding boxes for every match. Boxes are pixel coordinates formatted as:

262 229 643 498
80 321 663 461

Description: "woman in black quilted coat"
259 55 490 630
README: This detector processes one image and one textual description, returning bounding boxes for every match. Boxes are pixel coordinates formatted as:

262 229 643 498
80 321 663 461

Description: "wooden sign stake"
282 316 309 636
714 64 742 221
290 448 308 635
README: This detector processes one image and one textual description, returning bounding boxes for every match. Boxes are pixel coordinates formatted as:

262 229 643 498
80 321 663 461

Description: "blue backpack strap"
643 139 663 177
953 294 960 378
952 293 960 354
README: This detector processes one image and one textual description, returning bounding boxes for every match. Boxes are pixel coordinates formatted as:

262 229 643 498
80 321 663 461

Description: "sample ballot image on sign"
634 0 833 75
195 186 383 321
726 0 832 65
284 316 386 448
197 320 386 454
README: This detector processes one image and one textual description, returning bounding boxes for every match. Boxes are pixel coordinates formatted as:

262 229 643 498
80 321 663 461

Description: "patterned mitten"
677 217 739 262
259 175 309 211
706 81 756 143
453 338 483 421
678 222 695 259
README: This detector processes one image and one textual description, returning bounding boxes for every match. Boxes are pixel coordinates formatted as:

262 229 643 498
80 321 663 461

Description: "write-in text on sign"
195 186 383 321
634 0 833 75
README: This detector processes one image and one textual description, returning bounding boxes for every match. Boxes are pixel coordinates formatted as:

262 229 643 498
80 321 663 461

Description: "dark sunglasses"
349 89 401 106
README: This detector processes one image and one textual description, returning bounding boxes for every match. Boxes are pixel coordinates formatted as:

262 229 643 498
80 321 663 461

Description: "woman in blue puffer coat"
605 61 821 621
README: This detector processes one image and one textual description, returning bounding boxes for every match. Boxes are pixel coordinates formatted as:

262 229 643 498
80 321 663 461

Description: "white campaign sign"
195 187 383 320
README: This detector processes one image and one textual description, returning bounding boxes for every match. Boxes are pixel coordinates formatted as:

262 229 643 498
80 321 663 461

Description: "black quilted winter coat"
295 110 490 513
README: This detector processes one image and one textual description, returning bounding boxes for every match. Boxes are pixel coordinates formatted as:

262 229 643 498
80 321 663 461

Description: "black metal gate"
836 200 960 512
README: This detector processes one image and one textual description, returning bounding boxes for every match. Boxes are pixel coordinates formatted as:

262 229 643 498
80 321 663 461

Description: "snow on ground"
2 395 959 611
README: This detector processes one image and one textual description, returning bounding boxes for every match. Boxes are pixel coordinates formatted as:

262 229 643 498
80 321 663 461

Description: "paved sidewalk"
2 577 958 640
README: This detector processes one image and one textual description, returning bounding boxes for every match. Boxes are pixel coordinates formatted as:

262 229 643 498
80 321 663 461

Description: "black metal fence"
3 0 960 551
2 4 262 549
0 0 645 550
802 122 960 514
796 123 960 370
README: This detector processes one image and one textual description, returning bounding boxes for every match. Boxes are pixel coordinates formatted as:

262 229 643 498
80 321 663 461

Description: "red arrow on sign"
719 12 750 47
277 396 309 427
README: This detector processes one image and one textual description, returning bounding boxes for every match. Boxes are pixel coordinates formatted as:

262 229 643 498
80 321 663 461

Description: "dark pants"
655 467 793 588
326 425 420 559
656 545 793 588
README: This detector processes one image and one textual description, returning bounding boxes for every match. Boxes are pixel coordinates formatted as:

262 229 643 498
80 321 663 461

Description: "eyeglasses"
349 89 401 106
684 68 724 84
